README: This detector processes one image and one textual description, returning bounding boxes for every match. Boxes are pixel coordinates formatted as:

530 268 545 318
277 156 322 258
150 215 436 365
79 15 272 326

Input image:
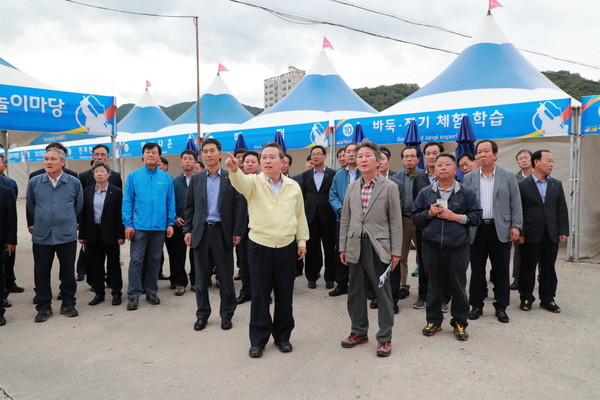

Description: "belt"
482 219 494 224
95 224 102 228
206 221 221 228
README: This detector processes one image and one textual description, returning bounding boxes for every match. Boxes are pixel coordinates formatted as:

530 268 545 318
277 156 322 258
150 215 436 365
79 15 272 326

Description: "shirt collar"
432 179 461 194
266 174 284 185
95 184 108 193
532 173 547 183
479 167 496 178
47 172 63 183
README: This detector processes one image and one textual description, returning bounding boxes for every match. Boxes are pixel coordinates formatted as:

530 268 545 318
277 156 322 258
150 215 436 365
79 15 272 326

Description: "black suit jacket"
299 167 337 225
0 185 17 247
79 168 122 189
519 175 569 244
78 183 125 245
183 168 245 249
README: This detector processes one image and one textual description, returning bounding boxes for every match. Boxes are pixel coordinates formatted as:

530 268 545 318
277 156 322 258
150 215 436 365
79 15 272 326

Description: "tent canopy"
117 89 172 134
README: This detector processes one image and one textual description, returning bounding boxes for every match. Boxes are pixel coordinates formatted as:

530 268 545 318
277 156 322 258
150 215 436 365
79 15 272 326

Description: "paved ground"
1 200 599 399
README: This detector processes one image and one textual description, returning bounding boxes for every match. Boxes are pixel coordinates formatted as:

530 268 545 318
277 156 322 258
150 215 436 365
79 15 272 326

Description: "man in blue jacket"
122 142 176 311
412 153 482 341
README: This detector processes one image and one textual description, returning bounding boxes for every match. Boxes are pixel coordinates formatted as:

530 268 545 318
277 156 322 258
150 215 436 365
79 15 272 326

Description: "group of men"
0 136 568 360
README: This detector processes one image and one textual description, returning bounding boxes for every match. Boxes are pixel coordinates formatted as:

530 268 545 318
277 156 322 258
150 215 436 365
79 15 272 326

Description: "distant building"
264 66 305 109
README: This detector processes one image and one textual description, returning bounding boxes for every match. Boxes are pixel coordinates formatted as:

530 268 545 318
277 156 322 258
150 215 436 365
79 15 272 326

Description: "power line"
64 0 195 18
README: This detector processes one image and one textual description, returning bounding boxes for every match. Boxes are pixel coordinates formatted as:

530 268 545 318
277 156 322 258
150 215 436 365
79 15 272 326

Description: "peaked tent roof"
0 57 54 89
117 89 172 134
174 74 253 126
381 13 576 116
241 50 376 128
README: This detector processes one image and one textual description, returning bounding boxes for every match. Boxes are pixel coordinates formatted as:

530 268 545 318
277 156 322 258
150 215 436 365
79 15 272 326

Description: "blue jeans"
128 230 165 298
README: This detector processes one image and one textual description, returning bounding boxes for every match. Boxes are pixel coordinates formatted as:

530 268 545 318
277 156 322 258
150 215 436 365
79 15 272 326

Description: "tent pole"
1 130 8 174
329 121 335 169
111 135 118 172
194 16 201 143
567 106 581 262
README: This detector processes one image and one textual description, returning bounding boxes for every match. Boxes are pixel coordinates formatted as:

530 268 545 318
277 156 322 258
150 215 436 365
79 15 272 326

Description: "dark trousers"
3 250 17 291
247 239 297 347
368 267 400 302
416 229 450 304
305 217 336 283
129 231 165 298
89 228 122 297
0 254 6 317
33 241 77 311
76 246 93 286
469 223 511 311
334 222 349 285
165 226 189 287
512 242 521 281
193 225 236 320
423 241 470 327
141 251 164 287
237 229 251 297
518 228 559 304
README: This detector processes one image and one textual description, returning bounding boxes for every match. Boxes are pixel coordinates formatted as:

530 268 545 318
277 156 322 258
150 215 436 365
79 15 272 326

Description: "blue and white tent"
117 89 172 134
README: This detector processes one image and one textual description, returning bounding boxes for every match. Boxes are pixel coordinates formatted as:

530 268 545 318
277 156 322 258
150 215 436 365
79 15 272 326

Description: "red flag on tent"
146 80 152 88
489 0 503 10
218 63 229 73
323 36 334 50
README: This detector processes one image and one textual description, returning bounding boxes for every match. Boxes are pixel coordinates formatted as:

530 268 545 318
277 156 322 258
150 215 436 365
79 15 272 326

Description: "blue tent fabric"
352 123 365 143
455 115 477 180
175 93 253 125
118 90 172 133
274 131 287 153
403 119 425 170
234 133 249 151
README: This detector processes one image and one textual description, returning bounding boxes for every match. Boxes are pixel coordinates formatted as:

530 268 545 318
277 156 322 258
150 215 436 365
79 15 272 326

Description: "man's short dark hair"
515 149 532 160
400 146 419 159
311 145 327 156
92 161 111 174
202 138 221 151
196 159 205 169
475 139 498 154
344 142 358 151
531 150 550 168
423 142 444 154
337 148 345 157
180 149 198 159
458 153 476 163
234 149 247 157
435 152 456 163
46 142 68 154
380 146 391 160
284 153 293 165
160 157 169 165
142 142 162 156
242 151 259 163
92 144 110 155
355 139 381 159
261 142 284 159
306 154 312 162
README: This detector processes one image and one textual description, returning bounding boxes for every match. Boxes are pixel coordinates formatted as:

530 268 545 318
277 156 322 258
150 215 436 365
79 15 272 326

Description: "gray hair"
46 147 67 161
355 139 381 160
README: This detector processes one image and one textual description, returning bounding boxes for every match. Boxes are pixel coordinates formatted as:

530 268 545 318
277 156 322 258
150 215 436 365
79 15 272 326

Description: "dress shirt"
532 173 548 203
49 172 63 188
360 176 377 216
313 168 325 191
479 168 495 219
93 185 107 224
267 174 284 197
348 167 358 184
206 169 222 222
426 171 436 185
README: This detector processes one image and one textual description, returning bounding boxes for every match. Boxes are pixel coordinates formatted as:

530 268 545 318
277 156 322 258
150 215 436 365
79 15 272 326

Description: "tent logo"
310 122 328 146
532 101 568 136
76 95 113 135
342 123 354 137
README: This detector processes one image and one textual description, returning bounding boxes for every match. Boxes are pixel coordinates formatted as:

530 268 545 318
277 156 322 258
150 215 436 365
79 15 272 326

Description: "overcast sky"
2 0 599 109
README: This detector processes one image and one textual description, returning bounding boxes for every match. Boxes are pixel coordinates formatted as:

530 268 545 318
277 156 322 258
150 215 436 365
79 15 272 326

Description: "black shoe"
468 307 483 320
221 318 233 330
158 274 169 280
307 281 316 289
60 305 79 317
126 297 139 311
0 316 6 326
234 273 241 281
274 341 293 353
393 302 399 314
194 318 207 331
326 281 334 289
329 284 348 297
190 285 196 292
370 298 379 309
398 288 410 299
520 299 532 311
495 310 510 323
249 346 264 358
7 285 24 293
112 294 122 306
146 293 160 305
175 286 185 296
88 295 105 306
510 280 519 290
236 294 251 305
76 274 85 281
540 301 561 313
2 299 11 308
34 308 53 323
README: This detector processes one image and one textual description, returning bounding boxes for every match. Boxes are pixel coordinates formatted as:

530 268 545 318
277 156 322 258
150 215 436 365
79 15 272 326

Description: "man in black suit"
78 162 125 306
298 145 337 289
517 150 568 313
0 185 17 326
184 138 245 331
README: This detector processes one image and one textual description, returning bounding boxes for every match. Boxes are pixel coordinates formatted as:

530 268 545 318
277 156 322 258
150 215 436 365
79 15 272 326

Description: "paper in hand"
378 263 393 288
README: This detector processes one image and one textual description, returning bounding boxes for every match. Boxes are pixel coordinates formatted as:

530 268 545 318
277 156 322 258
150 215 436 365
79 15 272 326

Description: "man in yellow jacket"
226 142 309 359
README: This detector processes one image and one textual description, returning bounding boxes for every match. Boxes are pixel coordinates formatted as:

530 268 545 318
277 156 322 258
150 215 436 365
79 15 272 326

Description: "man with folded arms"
339 139 402 357
226 142 308 359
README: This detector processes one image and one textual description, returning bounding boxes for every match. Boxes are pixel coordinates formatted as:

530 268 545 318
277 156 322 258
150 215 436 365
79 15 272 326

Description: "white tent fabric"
240 50 376 129
117 89 172 134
